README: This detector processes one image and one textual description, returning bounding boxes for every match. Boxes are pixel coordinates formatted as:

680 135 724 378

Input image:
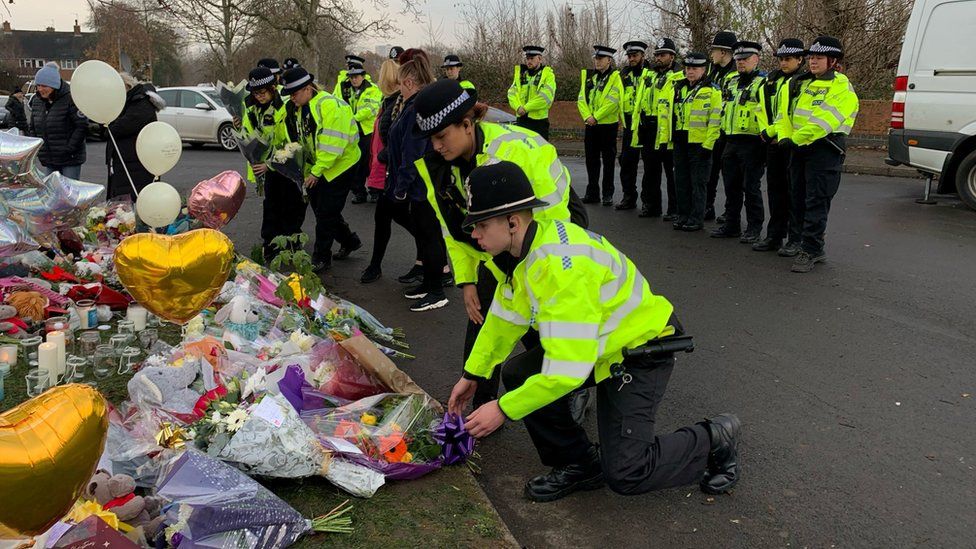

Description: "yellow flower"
360 413 377 426
402 452 413 463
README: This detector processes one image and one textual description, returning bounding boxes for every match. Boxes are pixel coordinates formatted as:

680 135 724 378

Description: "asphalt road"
84 143 976 548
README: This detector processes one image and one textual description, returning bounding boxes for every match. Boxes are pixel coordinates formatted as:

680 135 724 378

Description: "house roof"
2 29 97 59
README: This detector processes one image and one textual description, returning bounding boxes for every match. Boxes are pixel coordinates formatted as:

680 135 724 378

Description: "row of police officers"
500 33 859 273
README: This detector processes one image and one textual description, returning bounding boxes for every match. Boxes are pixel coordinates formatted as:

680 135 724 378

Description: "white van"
886 0 976 210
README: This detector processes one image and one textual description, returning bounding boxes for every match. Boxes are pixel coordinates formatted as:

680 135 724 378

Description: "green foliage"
269 234 325 303
249 244 266 266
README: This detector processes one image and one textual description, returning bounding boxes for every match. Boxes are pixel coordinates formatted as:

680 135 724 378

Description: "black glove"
778 137 794 149
759 130 772 144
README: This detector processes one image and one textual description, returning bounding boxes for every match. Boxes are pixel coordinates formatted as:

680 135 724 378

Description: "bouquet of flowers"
302 393 445 480
217 80 247 123
268 142 306 198
79 202 138 246
233 130 272 195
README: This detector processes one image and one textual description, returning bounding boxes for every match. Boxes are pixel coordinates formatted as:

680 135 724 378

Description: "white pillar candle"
38 342 59 386
127 304 148 331
46 331 66 383
0 344 17 365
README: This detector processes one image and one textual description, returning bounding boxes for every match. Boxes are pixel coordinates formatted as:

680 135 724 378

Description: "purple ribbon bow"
432 412 476 465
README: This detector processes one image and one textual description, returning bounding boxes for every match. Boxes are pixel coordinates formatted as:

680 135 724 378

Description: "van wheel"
957 150 976 212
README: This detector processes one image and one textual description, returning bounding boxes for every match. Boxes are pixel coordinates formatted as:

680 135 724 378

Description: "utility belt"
609 334 694 389
800 133 847 156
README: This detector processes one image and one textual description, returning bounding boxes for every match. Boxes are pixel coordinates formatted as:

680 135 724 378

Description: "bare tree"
156 0 261 80
87 0 185 84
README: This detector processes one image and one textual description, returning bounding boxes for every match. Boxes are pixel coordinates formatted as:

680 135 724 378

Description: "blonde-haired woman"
363 59 400 204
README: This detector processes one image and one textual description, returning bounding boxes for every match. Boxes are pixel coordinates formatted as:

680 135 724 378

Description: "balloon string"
106 126 140 198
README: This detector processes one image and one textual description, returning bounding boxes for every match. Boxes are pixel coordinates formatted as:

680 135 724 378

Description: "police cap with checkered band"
413 78 479 137
462 160 548 229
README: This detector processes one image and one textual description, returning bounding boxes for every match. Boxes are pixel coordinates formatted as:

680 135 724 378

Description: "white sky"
4 0 457 49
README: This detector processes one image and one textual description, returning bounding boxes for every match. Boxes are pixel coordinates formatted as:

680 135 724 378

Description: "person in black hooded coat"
106 76 166 200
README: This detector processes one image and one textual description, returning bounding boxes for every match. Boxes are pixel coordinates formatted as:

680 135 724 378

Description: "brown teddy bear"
84 470 165 538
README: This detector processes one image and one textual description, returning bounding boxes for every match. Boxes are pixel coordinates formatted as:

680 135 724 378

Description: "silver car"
156 86 236 151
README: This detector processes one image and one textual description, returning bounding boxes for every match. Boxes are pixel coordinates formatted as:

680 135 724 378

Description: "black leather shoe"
311 260 331 273
525 446 604 502
752 237 782 252
333 236 362 260
710 226 741 238
360 265 381 284
581 195 599 204
739 230 761 244
351 193 367 204
601 199 614 206
777 241 801 257
638 207 661 218
790 251 826 273
398 264 424 283
615 200 637 211
662 213 674 222
703 207 716 221
680 223 704 232
700 413 741 495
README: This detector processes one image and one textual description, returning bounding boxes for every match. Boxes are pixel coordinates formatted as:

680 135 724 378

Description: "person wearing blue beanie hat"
29 62 88 178
34 62 62 89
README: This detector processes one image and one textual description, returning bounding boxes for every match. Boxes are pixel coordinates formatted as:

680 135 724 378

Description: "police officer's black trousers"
721 136 766 233
765 142 791 241
502 344 711 494
261 170 307 261
618 122 640 205
516 116 550 141
672 132 712 224
409 199 448 294
789 136 845 255
584 123 619 202
619 120 676 214
707 136 726 212
307 169 358 265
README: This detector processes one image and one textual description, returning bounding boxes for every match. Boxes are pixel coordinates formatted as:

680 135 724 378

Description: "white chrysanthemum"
225 408 249 432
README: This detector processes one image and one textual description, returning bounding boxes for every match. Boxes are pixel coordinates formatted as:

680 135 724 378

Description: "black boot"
525 445 604 502
333 235 362 260
700 413 741 495
752 237 782 252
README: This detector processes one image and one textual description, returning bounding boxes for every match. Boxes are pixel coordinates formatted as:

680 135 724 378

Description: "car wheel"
218 123 237 151
957 149 976 212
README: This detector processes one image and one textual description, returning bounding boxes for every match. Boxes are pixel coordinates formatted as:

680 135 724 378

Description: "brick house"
0 20 97 84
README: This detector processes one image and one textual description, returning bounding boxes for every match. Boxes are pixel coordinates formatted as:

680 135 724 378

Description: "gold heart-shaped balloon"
114 228 235 324
0 385 108 538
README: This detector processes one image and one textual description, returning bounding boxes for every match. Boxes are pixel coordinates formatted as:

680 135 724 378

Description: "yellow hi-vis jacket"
657 78 722 150
464 219 676 420
346 81 382 135
284 90 361 181
619 63 648 122
775 69 859 146
720 71 767 136
757 69 795 140
629 65 683 147
508 65 556 120
577 68 624 124
241 96 286 183
415 122 572 285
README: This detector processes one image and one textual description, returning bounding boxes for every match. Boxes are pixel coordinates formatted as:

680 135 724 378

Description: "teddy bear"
127 357 202 415
84 470 165 538
0 304 28 338
215 294 261 340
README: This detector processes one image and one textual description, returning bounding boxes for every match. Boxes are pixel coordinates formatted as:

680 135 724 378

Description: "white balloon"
70 60 126 124
136 181 182 228
136 121 183 177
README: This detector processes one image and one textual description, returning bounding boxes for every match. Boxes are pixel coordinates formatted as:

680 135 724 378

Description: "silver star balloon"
0 130 48 189
0 218 39 257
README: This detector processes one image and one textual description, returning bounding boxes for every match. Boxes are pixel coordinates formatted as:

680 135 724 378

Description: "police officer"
441 55 475 91
343 61 382 205
711 41 767 242
755 38 806 254
283 57 302 71
257 58 282 84
334 54 368 98
448 160 741 502
241 67 301 262
578 45 624 206
705 31 738 222
776 36 858 273
615 40 650 211
629 37 683 218
280 67 363 272
508 45 557 140
659 53 723 231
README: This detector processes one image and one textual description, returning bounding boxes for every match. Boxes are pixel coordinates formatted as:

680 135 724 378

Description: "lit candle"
0 345 17 365
47 331 66 383
127 304 148 332
38 342 59 386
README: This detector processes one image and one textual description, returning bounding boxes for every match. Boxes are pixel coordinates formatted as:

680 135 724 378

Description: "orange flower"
380 433 408 462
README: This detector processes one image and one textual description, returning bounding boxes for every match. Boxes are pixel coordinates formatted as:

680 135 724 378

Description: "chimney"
46 25 55 32
74 19 81 36
2 21 11 35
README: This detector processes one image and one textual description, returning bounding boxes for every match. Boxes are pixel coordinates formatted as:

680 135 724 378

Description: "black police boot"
716 214 727 225
738 229 761 244
351 192 367 204
638 205 660 218
700 413 741 495
581 194 599 204
333 235 362 260
525 445 604 502
360 264 382 284
397 264 424 283
614 199 637 211
680 222 704 232
752 237 782 252
671 216 688 230
710 225 741 238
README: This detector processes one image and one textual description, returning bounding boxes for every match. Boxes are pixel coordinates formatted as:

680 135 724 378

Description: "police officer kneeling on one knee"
448 160 741 502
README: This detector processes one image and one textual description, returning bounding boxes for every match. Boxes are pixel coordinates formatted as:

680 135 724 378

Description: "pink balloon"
188 170 246 229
